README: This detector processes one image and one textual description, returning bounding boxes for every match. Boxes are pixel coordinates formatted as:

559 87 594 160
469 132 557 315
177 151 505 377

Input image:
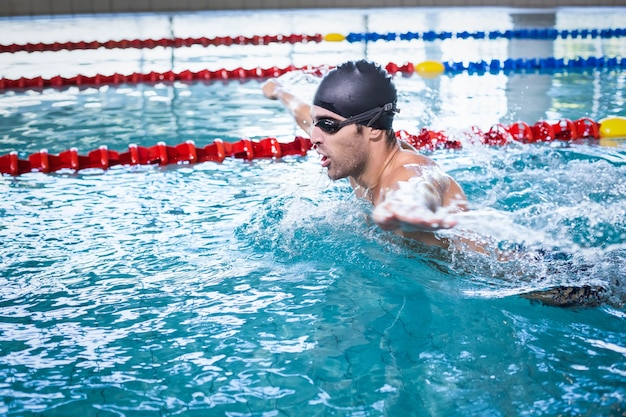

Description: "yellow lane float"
415 61 445 78
324 33 346 42
599 116 626 147
599 116 626 138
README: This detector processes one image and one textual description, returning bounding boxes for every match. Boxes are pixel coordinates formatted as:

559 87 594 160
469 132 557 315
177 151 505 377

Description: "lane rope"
1 56 625 91
2 27 624 54
2 116 625 176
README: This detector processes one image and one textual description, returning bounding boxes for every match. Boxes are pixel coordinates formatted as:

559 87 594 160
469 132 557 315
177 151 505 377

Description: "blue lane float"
342 28 626 43
442 56 626 74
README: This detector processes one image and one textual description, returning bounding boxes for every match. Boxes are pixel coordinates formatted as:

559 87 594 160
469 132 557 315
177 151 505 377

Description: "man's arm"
369 162 499 253
371 162 466 233
262 79 313 135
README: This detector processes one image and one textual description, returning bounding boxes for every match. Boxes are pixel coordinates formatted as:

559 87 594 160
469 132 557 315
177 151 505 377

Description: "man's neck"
352 143 400 203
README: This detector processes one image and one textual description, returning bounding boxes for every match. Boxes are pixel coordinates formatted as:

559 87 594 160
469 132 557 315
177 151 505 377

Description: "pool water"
1 7 626 417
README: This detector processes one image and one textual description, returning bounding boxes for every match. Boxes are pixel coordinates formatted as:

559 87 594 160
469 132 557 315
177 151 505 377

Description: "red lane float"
0 136 311 176
0 65 329 91
0 117 610 176
396 116 602 150
0 62 428 91
0 34 324 54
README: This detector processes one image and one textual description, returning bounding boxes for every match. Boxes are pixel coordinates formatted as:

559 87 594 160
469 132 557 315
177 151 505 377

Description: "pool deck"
1 0 626 18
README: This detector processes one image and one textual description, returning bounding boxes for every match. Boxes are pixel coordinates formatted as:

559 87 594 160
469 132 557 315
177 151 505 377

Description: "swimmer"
263 60 469 249
262 59 608 307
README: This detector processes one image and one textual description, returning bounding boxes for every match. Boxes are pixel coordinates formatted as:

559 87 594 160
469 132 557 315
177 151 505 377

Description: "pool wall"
2 0 626 17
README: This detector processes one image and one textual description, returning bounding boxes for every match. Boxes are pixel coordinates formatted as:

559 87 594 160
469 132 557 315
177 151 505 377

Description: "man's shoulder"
396 149 436 167
382 151 435 186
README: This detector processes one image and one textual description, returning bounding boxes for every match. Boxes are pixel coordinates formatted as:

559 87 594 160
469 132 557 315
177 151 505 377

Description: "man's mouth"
320 155 329 168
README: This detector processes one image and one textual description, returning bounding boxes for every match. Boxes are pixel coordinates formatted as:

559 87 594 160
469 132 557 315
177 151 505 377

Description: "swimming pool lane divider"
0 136 312 176
1 27 624 54
2 116 625 176
1 56 625 91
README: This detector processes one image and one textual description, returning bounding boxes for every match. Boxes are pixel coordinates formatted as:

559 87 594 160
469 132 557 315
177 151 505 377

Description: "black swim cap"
313 60 398 130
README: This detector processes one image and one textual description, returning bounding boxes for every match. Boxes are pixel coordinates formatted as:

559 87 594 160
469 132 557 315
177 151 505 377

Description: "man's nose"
310 127 323 148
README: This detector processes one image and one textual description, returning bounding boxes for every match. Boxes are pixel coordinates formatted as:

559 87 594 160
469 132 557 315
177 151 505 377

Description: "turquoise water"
1 7 626 417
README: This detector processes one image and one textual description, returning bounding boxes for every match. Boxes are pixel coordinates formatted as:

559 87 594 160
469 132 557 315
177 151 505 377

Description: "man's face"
310 105 368 181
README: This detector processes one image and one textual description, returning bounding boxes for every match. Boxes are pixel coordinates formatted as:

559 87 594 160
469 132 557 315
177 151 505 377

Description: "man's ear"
368 127 386 142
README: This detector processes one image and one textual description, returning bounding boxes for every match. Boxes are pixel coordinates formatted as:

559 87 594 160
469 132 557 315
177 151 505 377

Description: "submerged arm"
372 163 466 233
262 79 313 135
371 161 497 253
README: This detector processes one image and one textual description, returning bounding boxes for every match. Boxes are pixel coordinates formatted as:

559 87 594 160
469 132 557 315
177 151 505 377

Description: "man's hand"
372 199 458 232
261 79 281 100
261 79 312 135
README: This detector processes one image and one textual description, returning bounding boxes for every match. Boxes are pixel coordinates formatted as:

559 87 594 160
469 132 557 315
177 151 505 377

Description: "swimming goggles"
314 102 397 134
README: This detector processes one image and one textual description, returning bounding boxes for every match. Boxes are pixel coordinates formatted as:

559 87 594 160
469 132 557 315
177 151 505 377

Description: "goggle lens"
314 118 343 134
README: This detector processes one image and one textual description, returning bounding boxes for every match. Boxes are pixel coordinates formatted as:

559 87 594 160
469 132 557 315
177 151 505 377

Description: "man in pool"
263 60 469 249
262 59 607 307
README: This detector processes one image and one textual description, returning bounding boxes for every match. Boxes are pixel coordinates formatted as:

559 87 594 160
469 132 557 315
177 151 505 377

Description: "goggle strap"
338 102 397 129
